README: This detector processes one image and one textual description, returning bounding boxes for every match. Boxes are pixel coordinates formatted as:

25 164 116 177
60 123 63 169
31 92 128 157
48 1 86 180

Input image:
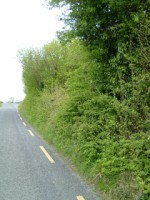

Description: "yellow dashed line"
77 196 85 200
23 122 26 126
28 130 34 137
40 146 55 164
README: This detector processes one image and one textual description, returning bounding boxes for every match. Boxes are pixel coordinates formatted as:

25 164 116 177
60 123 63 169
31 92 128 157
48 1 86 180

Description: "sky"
0 0 64 102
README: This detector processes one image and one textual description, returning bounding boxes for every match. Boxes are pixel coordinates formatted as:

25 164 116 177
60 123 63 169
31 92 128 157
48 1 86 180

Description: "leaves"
19 1 150 199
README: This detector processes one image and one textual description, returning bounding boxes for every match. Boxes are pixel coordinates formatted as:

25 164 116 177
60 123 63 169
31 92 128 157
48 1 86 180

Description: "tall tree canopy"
19 1 150 199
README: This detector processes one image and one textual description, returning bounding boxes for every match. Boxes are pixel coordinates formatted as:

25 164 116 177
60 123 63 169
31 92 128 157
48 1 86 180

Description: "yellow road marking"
23 122 26 126
20 117 22 121
28 130 34 137
77 196 85 200
40 146 55 164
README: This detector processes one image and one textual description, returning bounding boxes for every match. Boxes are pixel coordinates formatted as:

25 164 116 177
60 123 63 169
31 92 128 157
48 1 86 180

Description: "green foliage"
18 39 89 95
19 1 150 199
0 101 3 106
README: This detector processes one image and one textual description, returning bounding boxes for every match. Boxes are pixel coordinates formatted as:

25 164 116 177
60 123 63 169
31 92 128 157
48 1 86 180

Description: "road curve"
0 103 100 200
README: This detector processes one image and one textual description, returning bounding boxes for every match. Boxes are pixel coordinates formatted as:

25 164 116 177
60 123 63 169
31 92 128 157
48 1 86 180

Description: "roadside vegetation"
18 1 150 199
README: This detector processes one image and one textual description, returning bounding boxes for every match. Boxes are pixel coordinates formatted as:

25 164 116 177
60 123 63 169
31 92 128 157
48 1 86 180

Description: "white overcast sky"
0 0 64 102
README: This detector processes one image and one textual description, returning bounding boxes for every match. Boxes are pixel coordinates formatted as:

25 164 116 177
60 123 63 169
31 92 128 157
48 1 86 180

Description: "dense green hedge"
18 1 150 199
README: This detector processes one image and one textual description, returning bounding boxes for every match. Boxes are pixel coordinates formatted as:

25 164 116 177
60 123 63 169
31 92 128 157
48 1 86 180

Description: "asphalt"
0 103 100 200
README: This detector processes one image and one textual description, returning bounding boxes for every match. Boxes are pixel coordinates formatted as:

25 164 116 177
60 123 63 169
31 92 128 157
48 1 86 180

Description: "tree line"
18 1 150 199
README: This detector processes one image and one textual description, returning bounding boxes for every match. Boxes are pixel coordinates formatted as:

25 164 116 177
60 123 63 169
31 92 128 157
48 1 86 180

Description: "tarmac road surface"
0 103 100 200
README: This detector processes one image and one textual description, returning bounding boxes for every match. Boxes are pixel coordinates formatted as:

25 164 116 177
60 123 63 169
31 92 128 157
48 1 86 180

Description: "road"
0 103 100 200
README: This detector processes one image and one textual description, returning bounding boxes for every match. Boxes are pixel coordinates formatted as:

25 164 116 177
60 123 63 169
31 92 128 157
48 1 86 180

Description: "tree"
19 1 150 197
46 1 150 198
